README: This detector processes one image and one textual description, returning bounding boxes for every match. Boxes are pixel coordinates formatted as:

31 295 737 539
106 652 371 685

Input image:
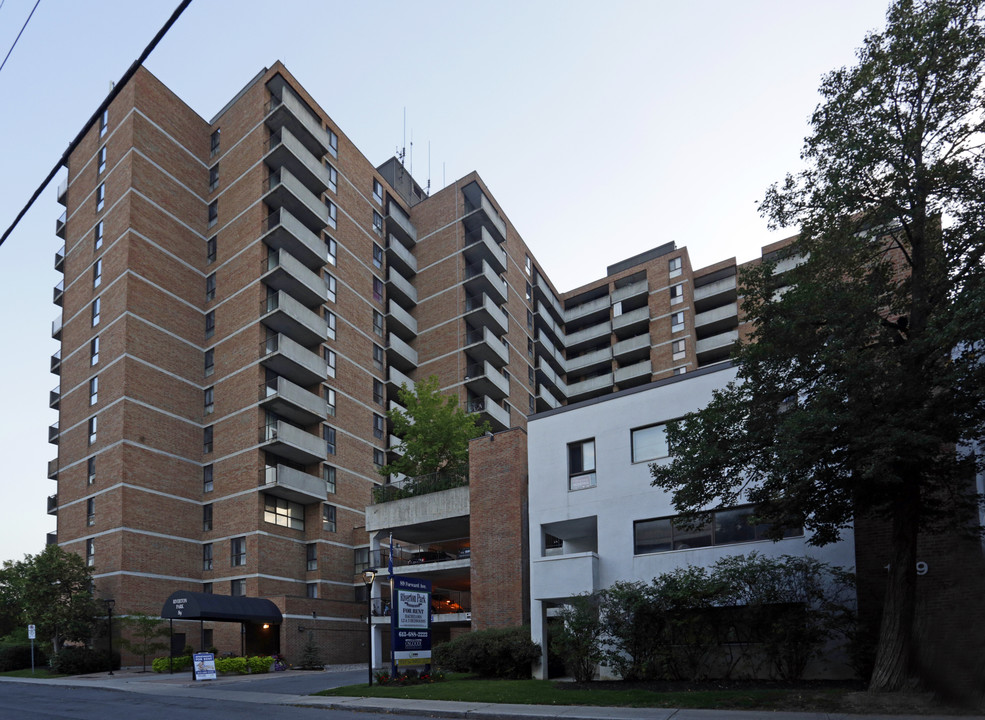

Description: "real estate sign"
391 575 431 672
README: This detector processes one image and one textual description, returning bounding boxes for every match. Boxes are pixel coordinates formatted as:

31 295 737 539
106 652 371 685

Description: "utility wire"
0 0 40 76
0 0 193 249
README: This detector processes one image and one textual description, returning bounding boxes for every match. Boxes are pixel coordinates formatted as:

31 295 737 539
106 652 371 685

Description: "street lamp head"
104 598 115 611
362 568 376 587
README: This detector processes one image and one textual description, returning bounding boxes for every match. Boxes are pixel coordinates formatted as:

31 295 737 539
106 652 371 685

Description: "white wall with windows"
526 362 856 679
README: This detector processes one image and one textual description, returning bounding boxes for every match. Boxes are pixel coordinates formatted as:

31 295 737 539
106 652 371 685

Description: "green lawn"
316 676 851 711
0 668 67 679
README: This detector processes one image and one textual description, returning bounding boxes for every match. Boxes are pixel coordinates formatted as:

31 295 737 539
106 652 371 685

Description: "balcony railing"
372 472 468 504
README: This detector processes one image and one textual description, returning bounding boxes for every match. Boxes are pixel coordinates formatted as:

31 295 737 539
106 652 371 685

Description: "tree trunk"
868 476 919 691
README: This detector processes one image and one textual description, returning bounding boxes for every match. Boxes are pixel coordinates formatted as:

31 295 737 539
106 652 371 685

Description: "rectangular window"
203 425 213 454
326 236 337 265
203 503 213 531
373 448 385 467
88 416 98 446
325 348 336 378
96 183 105 212
204 348 215 377
373 179 383 205
94 221 104 250
322 504 336 532
306 583 318 599
97 146 107 175
208 164 219 193
89 377 98 406
529 394 535 413
527 338 534 359
326 310 336 340
373 277 384 303
93 259 102 288
87 457 96 485
86 498 95 526
568 438 596 491
205 310 215 339
324 465 336 494
207 200 218 228
325 272 337 302
203 464 213 493
525 255 532 276
325 387 336 416
90 336 100 366
527 310 534 331
672 339 686 360
86 539 95 566
203 543 213 570
528 365 535 384
373 211 384 236
674 366 687 376
327 128 338 157
669 257 683 278
231 537 246 566
204 386 214 415
202 582 213 594
264 495 304 530
210 128 220 158
633 506 803 555
373 311 384 337
325 198 337 229
671 311 685 333
230 579 245 597
670 284 684 304
632 423 669 462
91 298 101 327
206 236 217 265
324 426 336 455
99 109 108 138
373 379 384 405
373 344 384 371
306 543 317 571
205 273 216 301
326 163 338 193
373 413 385 439
373 243 384 269
525 282 533 302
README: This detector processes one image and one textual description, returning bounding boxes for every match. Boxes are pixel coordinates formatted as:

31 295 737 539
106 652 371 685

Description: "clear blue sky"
0 0 890 563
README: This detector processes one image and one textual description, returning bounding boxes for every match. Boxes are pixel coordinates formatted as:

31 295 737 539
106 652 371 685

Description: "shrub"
247 655 273 674
152 655 191 673
432 626 540 679
215 656 247 674
597 581 665 681
0 644 48 672
551 594 604 682
51 646 120 675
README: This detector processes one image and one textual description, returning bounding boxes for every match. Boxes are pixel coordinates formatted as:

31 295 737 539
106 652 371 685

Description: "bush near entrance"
432 626 540 679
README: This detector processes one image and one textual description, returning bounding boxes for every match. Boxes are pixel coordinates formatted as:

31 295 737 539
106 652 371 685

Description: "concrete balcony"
265 86 336 159
693 274 737 311
463 226 507 274
385 200 417 247
263 463 327 504
465 293 508 336
262 248 327 308
773 254 807 275
386 268 418 308
696 329 738 366
57 178 68 206
612 306 650 337
49 384 60 410
534 276 564 323
536 384 562 412
464 260 507 305
261 208 327 271
46 531 57 546
386 234 417 277
536 358 568 399
464 360 509 400
259 376 325 426
566 346 612 374
53 280 64 307
615 358 652 386
467 395 510 431
611 279 648 304
387 333 418 373
260 334 327 387
260 290 327 347
263 167 331 236
462 183 506 242
613 332 651 362
387 365 415 395
260 420 326 465
464 325 509 367
55 211 66 239
387 299 417 341
47 494 58 516
534 301 566 346
54 244 65 273
564 294 610 324
535 329 566 375
695 303 739 337
265 126 333 197
51 314 63 340
567 372 613 399
566 320 611 350
531 552 599 601
50 350 61 375
48 422 60 445
47 458 58 480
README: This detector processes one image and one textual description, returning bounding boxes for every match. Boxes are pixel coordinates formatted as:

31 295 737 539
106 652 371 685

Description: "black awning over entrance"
160 591 283 624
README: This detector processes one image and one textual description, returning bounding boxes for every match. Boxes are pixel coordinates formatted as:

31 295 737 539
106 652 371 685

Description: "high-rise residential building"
47 62 799 663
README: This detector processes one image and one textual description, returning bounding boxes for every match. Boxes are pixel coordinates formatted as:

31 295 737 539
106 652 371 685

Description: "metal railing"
372 472 468 504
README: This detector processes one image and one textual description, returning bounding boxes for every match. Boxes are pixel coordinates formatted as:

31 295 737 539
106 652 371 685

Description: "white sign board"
27 624 35 640
193 652 217 681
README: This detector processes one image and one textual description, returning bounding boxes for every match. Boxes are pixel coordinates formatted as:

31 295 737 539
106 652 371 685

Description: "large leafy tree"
379 375 490 480
0 545 99 654
652 0 985 692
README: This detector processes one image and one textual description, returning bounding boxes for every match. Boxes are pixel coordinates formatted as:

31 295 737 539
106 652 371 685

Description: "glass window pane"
634 518 673 554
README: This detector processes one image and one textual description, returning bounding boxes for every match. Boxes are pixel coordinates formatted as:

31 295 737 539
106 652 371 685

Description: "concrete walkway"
1 667 980 720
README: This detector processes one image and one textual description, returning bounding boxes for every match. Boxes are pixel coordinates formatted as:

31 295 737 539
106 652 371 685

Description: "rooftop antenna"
401 107 406 167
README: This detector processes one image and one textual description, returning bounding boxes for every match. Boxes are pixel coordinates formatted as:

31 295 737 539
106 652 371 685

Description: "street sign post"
27 625 35 674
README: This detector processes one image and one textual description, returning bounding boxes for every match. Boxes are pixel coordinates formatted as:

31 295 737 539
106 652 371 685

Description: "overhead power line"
0 0 41 76
0 0 193 249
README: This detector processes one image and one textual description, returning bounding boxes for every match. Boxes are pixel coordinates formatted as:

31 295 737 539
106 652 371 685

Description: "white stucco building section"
526 363 856 679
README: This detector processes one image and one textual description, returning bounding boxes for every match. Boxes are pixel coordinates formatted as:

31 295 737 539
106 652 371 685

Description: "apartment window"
89 336 100 366
529 394 536 413
202 582 213 594
324 465 336 494
373 379 384 406
208 164 219 193
203 464 214 493
372 310 384 337
325 348 336 378
373 277 384 303
525 282 533 302
87 416 98 446
325 387 336 416
373 344 384 371
86 539 95 566
525 254 532 276
203 503 213 531
372 211 383 236
91 298 100 327
326 310 336 340
326 162 338 193
210 128 220 158
674 366 687 376
93 259 102 288
325 198 337 229
321 503 337 534
97 146 107 175
230 579 245 597
373 413 385 439
326 236 337 265
327 128 338 157
205 273 216 301
96 183 105 212
633 505 803 555
204 386 214 415
671 311 685 333
324 426 336 455
373 448 385 467
325 272 337 302
670 284 684 304
373 179 384 205
231 537 246 566
306 543 318 571
87 457 96 485
672 339 686 361
527 338 534 359
203 425 213 454
204 348 215 377
203 543 213 570
206 235 217 264
527 310 533 331
89 377 98 406
306 583 318 599
669 257 683 278
568 438 596 491
205 310 215 340
86 498 95 526
94 221 104 250
207 200 218 228
631 423 669 463
373 243 384 269
264 495 304 530
99 109 109 138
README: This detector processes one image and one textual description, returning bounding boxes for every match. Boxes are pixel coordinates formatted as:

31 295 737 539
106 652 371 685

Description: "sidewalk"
1 667 980 720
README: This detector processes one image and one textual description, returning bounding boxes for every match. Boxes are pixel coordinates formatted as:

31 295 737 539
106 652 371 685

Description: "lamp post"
102 598 115 676
362 568 376 686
